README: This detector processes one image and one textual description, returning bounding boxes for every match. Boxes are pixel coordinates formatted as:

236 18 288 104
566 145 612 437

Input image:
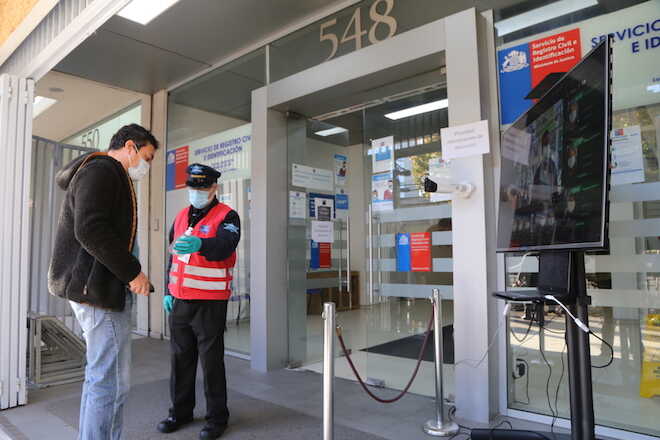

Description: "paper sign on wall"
289 191 307 219
372 136 394 173
292 164 333 191
311 221 334 243
611 126 645 185
441 120 490 160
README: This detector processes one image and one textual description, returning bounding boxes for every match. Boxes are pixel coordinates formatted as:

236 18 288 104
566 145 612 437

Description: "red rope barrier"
335 308 435 404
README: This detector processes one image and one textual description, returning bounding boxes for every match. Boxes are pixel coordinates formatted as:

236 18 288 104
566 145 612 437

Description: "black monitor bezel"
496 37 612 253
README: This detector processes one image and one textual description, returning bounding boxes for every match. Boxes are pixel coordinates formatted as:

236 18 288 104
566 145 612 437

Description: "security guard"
157 164 240 439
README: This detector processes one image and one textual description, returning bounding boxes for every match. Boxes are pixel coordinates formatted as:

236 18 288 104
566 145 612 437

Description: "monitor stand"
473 251 600 440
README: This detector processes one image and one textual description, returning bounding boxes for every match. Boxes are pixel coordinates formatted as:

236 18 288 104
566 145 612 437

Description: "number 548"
320 0 398 62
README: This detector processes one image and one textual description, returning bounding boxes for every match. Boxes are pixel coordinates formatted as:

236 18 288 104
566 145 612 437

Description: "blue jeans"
70 293 133 440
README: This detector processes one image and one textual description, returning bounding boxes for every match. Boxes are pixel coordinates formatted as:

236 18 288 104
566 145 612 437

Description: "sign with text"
166 124 251 191
611 125 645 185
292 164 334 191
498 29 581 125
166 146 189 191
410 232 431 272
311 221 334 243
441 120 490 160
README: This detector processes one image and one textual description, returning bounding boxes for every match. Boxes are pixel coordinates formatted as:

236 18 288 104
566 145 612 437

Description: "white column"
250 87 289 371
445 9 500 423
0 74 34 409
148 90 168 338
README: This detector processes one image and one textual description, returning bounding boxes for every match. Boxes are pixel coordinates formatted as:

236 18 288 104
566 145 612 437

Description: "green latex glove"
173 235 202 254
163 295 174 313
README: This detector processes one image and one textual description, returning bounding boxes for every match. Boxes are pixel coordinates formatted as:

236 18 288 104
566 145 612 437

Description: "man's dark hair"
108 124 159 151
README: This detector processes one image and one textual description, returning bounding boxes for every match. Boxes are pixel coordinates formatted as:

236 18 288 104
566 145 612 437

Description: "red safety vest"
168 203 236 300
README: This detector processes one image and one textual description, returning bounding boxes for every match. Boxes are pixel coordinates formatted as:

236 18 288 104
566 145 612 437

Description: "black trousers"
169 298 229 426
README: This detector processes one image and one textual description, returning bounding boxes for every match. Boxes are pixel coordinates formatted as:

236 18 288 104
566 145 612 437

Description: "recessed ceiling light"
315 127 348 137
385 99 448 120
117 0 181 25
48 87 64 93
33 96 57 118
495 0 598 37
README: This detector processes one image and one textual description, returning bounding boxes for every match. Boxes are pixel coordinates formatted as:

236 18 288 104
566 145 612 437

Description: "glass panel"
358 88 452 398
499 2 660 435
286 116 349 367
165 48 266 354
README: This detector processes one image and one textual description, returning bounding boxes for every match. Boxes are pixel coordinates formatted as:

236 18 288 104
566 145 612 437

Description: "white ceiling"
33 71 146 142
55 0 352 94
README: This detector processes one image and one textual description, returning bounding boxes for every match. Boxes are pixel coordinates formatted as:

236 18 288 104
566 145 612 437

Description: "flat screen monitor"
497 38 612 253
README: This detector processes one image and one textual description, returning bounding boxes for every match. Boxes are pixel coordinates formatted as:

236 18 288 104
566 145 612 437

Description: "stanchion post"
323 302 336 440
424 289 459 437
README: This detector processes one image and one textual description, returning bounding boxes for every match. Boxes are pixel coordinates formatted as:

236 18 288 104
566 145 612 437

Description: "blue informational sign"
497 42 532 125
310 240 320 269
308 193 335 218
335 193 349 210
396 233 411 272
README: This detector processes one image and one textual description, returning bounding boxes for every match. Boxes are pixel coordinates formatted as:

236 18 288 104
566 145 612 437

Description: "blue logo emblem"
200 225 210 233
224 224 239 234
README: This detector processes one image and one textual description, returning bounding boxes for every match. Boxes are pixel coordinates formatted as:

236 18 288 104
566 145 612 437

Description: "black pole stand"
472 251 599 440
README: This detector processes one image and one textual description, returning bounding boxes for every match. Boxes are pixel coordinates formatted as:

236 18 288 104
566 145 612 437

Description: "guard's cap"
186 163 221 188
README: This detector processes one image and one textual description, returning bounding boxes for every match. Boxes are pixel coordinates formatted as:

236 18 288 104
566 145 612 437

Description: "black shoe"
199 424 227 439
157 415 194 433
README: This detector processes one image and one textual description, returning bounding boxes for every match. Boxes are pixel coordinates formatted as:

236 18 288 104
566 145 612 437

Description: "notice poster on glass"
611 126 645 185
372 136 394 174
335 188 348 219
311 220 334 243
292 163 334 191
372 171 394 212
308 193 335 219
410 232 432 272
396 233 411 272
289 191 307 219
310 241 332 269
334 154 348 186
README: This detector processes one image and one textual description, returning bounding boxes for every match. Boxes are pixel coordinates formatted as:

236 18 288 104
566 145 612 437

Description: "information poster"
334 154 348 186
311 220 334 243
289 191 307 219
372 172 394 212
335 189 349 219
308 193 335 219
441 120 490 160
310 241 332 269
166 146 189 190
611 125 645 185
167 124 251 191
498 29 582 125
396 233 411 272
292 164 333 191
410 232 432 272
372 136 394 173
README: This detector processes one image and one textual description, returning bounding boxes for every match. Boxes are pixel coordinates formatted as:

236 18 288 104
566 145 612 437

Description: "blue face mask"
189 189 211 209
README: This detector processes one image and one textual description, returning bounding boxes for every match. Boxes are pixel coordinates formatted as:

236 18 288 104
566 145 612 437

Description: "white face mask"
128 145 150 181
567 201 576 212
568 156 577 168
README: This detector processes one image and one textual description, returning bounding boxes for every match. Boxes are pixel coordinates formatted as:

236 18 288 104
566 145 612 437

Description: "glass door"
359 88 454 398
286 115 353 367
